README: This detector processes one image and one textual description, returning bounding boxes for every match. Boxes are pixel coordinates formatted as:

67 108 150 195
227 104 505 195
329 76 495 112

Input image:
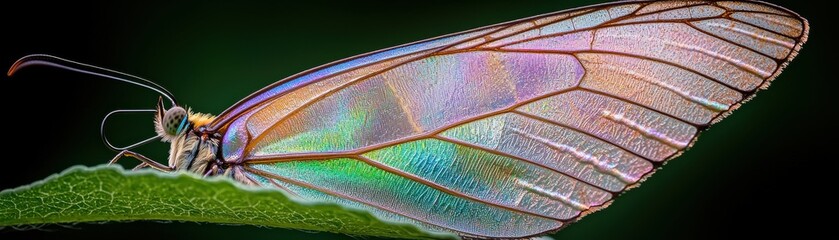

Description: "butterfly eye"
163 107 188 135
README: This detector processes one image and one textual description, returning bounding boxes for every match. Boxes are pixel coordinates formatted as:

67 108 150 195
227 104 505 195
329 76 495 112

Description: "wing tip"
706 1 809 126
751 0 811 37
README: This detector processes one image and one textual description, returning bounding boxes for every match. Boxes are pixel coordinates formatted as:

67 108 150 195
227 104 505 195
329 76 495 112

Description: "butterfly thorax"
169 129 223 175
155 101 228 176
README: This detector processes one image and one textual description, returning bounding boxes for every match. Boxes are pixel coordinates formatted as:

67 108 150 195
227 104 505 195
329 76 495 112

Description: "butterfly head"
149 96 222 175
154 97 217 142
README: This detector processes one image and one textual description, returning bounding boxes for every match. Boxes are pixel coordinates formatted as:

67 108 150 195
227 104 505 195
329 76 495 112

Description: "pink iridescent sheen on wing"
212 1 808 238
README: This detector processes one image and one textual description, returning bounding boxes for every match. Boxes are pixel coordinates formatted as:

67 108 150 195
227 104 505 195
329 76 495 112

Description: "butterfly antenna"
8 54 175 151
7 54 178 106
100 109 162 151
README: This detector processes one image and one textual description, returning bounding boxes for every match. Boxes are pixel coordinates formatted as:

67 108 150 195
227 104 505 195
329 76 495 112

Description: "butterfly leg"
109 150 174 172
203 165 218 177
132 162 149 171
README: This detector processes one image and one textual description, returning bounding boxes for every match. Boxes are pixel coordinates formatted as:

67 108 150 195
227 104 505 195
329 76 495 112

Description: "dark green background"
0 1 831 239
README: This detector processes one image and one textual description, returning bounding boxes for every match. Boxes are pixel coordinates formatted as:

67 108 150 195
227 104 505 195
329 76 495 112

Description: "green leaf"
0 165 457 240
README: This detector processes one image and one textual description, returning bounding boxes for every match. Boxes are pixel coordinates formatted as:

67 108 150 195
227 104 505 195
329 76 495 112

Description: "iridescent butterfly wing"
209 1 808 238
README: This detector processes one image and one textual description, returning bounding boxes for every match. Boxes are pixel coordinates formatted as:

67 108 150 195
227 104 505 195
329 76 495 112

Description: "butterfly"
8 0 808 238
